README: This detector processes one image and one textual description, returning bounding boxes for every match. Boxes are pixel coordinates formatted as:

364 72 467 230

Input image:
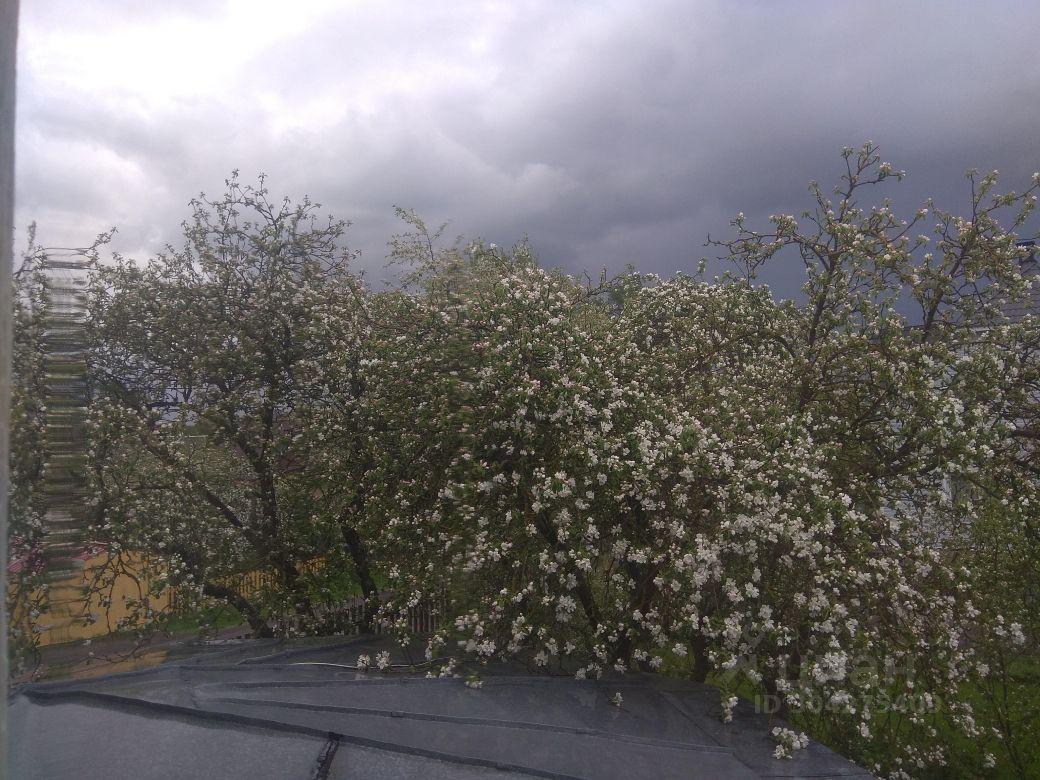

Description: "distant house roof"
10 635 870 779
1002 240 1040 323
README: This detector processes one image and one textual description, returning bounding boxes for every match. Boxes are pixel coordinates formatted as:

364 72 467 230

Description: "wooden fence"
13 554 443 647
276 590 444 637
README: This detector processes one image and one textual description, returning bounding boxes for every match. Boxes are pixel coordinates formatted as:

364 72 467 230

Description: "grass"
161 604 246 635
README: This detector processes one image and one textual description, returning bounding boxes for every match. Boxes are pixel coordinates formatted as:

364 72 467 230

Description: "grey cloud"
15 0 1040 294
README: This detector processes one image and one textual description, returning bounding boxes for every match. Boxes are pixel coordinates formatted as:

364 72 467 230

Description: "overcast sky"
15 0 1040 295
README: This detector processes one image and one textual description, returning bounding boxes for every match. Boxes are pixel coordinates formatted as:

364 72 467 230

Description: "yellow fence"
12 555 439 647
16 556 300 647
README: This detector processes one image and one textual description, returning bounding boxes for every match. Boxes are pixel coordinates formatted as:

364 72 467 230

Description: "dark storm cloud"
15 0 1040 295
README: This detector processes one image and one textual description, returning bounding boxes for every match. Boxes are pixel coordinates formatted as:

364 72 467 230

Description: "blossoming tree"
85 174 377 637
366 146 1039 775
13 146 1036 776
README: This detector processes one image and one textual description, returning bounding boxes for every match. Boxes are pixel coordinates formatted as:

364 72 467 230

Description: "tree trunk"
202 581 273 638
341 523 378 631
690 633 712 683
277 558 315 623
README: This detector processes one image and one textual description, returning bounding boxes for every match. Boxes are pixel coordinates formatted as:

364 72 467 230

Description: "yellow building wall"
12 554 331 648
17 552 174 647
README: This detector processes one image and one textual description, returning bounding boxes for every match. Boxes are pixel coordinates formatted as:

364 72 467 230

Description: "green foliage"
84 172 376 638
10 147 1040 776
7 228 51 674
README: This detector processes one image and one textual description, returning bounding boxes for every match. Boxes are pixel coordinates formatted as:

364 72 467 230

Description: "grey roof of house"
9 634 871 780
1002 241 1040 324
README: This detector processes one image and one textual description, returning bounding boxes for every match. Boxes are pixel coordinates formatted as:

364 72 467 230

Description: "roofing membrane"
10 635 871 779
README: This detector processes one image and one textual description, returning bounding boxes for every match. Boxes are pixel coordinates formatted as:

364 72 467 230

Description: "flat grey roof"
10 635 871 779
